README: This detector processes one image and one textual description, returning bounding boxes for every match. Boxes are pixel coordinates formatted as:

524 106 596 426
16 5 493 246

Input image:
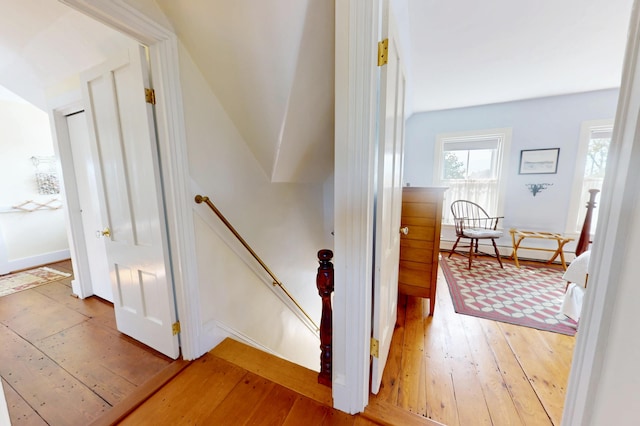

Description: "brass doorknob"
101 227 111 238
400 227 409 235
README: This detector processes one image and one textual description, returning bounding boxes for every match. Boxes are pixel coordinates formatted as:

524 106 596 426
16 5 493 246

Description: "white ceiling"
1 0 632 113
0 0 130 109
400 0 634 112
0 0 634 182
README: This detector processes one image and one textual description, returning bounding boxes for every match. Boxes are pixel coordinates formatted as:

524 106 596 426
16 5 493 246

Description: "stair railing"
194 195 319 333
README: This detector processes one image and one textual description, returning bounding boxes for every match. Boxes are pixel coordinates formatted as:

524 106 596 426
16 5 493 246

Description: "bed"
560 250 590 321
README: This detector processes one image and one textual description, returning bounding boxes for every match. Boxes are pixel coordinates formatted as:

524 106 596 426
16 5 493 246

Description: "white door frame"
333 0 382 414
58 0 201 360
51 102 94 299
562 2 640 423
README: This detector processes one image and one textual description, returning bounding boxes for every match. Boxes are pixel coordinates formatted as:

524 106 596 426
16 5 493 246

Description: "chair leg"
492 239 503 268
449 237 461 258
468 239 475 269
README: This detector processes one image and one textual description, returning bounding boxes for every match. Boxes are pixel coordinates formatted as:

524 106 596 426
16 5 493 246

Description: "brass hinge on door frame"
377 38 388 66
145 88 156 105
371 337 379 358
172 321 180 335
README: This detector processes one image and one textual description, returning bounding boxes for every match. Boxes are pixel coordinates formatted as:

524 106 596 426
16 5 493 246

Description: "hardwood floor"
373 257 576 425
0 260 177 426
119 338 439 426
1 258 575 425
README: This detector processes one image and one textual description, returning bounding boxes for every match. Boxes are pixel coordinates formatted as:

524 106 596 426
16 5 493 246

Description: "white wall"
178 42 328 369
404 89 619 252
0 90 69 273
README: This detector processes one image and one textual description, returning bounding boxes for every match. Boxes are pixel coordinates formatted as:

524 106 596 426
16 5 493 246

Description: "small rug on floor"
441 255 577 335
0 267 71 297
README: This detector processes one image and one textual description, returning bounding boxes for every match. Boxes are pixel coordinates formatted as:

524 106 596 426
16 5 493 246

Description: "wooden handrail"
194 194 319 332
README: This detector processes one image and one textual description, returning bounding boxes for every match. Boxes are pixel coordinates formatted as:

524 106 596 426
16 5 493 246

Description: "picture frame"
519 148 560 174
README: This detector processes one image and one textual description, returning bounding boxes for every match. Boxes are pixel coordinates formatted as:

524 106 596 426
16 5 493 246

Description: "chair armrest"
490 216 504 230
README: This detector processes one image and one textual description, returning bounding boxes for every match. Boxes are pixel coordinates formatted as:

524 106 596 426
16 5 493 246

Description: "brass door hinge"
377 39 388 66
172 321 180 335
371 337 379 358
145 88 156 105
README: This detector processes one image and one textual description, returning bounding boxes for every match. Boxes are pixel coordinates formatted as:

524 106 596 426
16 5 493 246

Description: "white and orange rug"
0 267 71 298
441 255 577 335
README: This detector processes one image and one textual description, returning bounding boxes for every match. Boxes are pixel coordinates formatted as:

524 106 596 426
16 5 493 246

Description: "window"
565 119 613 236
434 128 512 225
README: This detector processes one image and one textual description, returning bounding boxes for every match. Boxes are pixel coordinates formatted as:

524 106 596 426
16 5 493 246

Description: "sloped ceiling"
0 0 131 110
0 0 633 183
155 0 335 183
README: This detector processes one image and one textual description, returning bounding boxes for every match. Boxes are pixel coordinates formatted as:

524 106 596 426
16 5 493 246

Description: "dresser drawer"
399 260 433 287
401 202 438 219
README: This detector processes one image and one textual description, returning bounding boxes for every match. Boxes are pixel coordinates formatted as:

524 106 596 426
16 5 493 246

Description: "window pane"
443 150 467 179
467 149 495 179
575 133 611 233
435 129 510 226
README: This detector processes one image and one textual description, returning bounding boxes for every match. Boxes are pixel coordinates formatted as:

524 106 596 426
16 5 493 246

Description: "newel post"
316 249 334 387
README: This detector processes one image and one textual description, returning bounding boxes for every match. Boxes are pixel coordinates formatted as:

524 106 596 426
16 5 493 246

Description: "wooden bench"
509 229 574 270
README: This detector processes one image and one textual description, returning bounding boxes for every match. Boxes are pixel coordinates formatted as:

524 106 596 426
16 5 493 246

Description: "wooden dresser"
399 186 446 316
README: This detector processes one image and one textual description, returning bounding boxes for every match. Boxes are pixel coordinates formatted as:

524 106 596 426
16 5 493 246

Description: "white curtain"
441 179 498 225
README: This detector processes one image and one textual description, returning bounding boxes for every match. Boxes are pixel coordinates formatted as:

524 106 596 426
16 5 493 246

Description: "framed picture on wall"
519 148 560 174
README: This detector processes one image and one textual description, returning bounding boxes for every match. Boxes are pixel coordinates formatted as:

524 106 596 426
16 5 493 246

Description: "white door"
66 111 113 302
371 3 407 394
80 45 180 359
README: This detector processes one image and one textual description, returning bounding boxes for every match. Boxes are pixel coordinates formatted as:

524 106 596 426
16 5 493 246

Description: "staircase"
100 338 441 425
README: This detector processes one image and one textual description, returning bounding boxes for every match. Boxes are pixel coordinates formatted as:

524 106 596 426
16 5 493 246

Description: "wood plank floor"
373 255 576 425
0 260 177 426
120 338 440 426
2 257 575 425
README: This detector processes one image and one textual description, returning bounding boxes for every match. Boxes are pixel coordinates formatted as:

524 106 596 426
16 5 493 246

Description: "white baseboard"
201 319 281 359
5 249 71 273
439 240 577 264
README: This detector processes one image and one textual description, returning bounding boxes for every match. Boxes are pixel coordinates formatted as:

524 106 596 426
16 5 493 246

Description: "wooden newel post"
316 249 334 387
576 189 600 256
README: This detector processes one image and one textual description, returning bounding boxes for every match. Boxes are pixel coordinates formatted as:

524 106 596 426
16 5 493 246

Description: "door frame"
562 2 640 423
51 102 94 299
333 0 383 414
55 0 201 360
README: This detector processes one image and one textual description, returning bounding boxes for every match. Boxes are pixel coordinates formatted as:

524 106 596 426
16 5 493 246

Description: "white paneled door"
371 3 407 394
66 111 113 302
80 45 179 359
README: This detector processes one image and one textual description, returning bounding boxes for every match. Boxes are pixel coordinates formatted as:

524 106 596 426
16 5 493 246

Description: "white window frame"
564 119 614 237
433 128 512 227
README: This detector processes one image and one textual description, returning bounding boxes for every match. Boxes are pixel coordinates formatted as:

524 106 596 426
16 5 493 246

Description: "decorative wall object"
519 148 560 174
31 156 60 195
526 183 553 197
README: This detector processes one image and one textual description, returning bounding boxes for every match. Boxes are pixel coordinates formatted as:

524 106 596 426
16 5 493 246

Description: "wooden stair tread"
210 337 332 406
212 338 442 425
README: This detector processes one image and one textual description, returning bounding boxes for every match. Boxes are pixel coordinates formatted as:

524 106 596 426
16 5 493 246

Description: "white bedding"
560 250 590 321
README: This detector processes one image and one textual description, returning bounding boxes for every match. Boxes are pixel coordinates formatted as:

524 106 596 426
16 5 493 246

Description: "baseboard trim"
5 250 71 274
439 240 576 264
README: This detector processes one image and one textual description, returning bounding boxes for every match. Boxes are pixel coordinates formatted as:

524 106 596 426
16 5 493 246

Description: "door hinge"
145 88 156 105
172 321 180 335
371 337 379 358
377 39 388 66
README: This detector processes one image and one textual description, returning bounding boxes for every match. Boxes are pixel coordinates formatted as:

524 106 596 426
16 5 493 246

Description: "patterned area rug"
0 267 71 297
441 255 577 335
